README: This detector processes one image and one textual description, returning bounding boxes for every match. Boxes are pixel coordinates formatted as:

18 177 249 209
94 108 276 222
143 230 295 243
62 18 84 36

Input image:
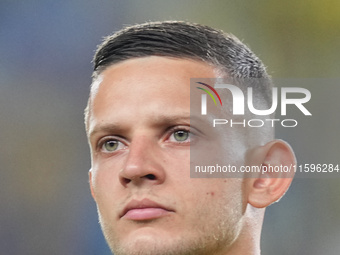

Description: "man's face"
88 57 249 255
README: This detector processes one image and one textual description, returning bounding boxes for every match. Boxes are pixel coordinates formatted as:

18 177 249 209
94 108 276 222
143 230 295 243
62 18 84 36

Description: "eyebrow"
149 114 191 127
89 123 123 139
89 113 197 139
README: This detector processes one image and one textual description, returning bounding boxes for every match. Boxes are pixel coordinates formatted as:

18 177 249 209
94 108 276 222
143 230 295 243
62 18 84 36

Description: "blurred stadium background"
1 1 339 254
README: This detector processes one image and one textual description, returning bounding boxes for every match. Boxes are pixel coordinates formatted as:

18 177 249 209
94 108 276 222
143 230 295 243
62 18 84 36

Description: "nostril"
122 178 131 184
145 174 156 180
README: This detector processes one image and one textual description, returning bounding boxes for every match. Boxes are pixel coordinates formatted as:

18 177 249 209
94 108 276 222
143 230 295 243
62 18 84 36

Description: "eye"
173 130 189 141
100 139 126 153
169 129 190 143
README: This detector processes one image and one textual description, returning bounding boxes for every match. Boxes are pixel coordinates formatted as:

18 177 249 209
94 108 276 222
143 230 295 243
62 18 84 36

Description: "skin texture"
87 56 295 255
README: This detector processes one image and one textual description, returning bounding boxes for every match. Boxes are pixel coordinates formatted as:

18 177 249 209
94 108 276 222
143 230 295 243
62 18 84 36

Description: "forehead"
88 57 218 133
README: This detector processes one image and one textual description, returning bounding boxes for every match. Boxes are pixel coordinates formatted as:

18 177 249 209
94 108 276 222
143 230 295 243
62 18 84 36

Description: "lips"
120 198 174 221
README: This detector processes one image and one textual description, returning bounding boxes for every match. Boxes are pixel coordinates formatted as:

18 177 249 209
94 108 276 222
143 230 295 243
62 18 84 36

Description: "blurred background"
1 1 339 254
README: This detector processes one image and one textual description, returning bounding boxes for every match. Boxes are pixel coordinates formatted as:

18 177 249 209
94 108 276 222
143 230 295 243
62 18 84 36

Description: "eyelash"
97 126 192 153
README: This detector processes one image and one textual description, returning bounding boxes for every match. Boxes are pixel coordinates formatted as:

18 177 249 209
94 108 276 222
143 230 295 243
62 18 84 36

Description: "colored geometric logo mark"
196 82 223 106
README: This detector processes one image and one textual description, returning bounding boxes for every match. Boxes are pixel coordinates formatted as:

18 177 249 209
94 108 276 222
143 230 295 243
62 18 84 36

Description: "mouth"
120 198 175 221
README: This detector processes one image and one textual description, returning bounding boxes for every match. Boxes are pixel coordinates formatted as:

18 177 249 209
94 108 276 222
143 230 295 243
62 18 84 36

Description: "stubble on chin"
100 213 241 255
105 232 218 255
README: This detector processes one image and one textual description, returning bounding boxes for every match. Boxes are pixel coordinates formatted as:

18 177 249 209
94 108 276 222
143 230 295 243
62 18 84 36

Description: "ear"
247 140 296 208
89 169 96 200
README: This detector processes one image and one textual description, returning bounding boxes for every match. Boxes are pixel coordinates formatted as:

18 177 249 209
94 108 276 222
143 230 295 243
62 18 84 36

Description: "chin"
109 235 179 255
105 229 224 255
105 228 206 255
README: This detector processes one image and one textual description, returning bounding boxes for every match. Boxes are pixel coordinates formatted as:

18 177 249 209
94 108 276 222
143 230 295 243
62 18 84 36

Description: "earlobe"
247 140 296 208
89 169 96 200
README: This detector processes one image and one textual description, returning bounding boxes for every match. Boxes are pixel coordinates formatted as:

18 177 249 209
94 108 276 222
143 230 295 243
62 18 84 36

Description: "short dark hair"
86 21 273 133
93 21 268 80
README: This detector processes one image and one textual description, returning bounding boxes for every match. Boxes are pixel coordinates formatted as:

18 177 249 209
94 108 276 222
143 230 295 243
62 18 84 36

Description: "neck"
220 205 264 255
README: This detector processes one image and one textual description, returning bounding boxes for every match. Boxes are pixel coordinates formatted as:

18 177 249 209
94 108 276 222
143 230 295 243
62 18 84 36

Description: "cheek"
91 170 122 227
206 191 215 196
191 179 245 214
163 150 190 180
90 164 120 205
178 181 243 238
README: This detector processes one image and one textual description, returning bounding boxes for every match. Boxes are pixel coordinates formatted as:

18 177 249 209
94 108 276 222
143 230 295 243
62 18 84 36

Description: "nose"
119 135 166 187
